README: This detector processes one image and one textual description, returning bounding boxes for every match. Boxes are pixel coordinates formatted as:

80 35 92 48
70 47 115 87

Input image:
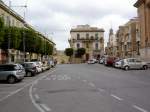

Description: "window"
6 16 10 26
77 43 80 48
86 33 89 39
86 43 89 48
91 36 94 40
95 33 98 40
95 43 99 50
77 34 80 40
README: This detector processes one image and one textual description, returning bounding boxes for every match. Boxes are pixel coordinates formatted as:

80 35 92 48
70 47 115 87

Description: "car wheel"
143 65 148 70
27 72 32 77
7 76 16 84
124 66 129 71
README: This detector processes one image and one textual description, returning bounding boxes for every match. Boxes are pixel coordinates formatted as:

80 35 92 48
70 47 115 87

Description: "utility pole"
9 0 27 62
7 1 11 63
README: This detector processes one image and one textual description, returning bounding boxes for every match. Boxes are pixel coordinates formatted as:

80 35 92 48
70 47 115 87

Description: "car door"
135 59 142 69
128 59 136 69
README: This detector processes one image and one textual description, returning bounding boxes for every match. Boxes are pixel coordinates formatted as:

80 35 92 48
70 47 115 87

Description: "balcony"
71 38 100 42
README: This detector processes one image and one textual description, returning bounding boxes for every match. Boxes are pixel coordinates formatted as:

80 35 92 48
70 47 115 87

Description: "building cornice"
134 0 145 8
0 1 25 23
70 29 105 33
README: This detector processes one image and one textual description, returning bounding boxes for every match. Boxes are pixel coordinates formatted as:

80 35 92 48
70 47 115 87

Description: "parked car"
99 58 105 64
21 62 37 76
41 61 50 71
121 58 148 70
104 56 117 66
114 60 123 68
48 60 55 68
33 61 43 73
0 64 25 83
87 59 96 64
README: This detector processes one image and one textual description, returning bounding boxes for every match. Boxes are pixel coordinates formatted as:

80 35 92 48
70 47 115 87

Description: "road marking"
133 105 148 112
29 83 45 112
83 80 87 82
111 94 123 101
0 82 31 102
0 69 56 102
29 69 56 112
98 88 105 92
35 94 40 100
89 83 95 87
40 104 51 111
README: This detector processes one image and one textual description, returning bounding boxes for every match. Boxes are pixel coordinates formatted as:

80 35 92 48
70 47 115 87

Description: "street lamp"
136 29 140 55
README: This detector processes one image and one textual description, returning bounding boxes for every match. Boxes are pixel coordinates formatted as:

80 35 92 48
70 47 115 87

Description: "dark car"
21 62 37 77
104 57 117 66
0 64 25 83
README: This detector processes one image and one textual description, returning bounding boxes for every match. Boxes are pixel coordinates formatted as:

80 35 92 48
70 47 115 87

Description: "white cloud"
3 0 137 50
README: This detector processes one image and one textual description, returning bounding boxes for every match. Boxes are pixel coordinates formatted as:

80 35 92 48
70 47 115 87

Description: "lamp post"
136 29 140 55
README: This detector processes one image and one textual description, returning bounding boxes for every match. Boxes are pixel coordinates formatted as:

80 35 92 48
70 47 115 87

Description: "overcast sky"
3 0 137 50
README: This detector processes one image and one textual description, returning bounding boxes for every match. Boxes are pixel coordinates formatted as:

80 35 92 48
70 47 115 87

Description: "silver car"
121 58 148 70
0 64 25 83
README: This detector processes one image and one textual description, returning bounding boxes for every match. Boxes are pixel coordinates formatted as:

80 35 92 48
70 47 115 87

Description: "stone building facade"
0 0 55 63
69 25 104 61
115 18 140 59
134 0 150 61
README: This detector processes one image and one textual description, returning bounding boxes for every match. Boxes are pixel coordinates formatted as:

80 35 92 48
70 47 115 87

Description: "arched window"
95 33 98 40
77 34 80 40
86 33 89 39
95 43 99 50
77 43 80 48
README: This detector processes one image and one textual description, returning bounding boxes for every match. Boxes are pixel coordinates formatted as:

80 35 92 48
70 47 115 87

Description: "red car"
104 57 117 66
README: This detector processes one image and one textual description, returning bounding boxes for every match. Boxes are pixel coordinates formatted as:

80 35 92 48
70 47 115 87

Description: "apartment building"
115 18 140 59
69 25 104 61
134 0 150 61
0 0 55 63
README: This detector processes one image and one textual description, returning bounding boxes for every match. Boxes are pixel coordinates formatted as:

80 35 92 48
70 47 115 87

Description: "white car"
115 60 122 68
121 58 148 70
87 59 96 64
34 61 43 73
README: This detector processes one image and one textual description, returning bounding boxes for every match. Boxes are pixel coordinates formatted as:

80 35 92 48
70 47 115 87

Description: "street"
0 64 150 112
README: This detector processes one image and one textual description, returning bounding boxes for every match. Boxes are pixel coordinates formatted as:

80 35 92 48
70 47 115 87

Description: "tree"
0 17 4 47
65 48 73 57
76 48 86 58
65 48 74 63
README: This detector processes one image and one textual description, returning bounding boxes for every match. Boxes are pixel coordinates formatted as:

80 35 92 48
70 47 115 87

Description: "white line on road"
40 104 51 111
133 105 148 112
35 94 40 100
98 88 105 92
0 82 31 102
0 69 56 103
29 69 56 112
82 80 87 82
89 83 95 87
111 94 123 101
29 83 45 112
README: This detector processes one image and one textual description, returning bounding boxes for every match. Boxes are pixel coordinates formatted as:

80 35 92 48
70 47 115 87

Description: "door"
135 59 142 69
86 54 89 61
128 59 137 69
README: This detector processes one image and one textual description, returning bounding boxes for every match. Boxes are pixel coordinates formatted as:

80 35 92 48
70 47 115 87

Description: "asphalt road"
0 64 150 112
